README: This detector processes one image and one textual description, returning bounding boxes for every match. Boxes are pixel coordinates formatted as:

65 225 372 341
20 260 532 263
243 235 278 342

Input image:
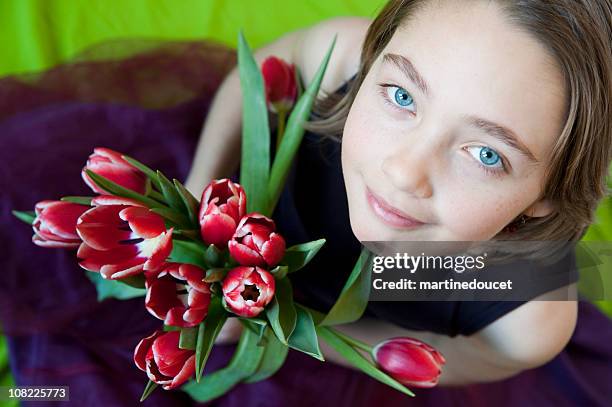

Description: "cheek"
343 102 374 163
440 181 525 240
342 92 388 172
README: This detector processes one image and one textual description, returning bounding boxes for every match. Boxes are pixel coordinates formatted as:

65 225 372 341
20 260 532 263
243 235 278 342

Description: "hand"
214 317 243 345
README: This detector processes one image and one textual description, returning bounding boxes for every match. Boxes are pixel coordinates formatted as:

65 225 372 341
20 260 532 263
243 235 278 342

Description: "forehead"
379 0 567 164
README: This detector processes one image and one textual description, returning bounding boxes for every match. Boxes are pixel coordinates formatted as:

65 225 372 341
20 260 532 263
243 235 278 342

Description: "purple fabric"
1 41 611 406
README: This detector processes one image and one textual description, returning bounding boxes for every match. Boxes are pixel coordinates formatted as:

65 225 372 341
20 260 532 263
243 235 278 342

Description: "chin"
348 216 372 242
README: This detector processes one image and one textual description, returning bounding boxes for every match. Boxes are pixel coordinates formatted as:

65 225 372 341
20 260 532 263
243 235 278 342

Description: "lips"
366 187 426 229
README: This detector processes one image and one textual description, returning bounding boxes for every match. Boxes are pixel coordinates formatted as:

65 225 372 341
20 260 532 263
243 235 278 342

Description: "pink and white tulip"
198 179 246 248
145 263 211 327
32 200 90 248
228 213 285 267
221 266 275 318
76 196 172 279
134 330 195 390
82 147 147 195
372 337 446 388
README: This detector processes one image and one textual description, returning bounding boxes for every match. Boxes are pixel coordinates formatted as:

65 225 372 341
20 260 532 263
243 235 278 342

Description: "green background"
1 0 610 394
0 0 386 77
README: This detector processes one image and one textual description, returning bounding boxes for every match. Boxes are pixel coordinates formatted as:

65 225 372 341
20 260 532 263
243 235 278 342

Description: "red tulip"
32 200 90 248
198 179 246 248
372 337 446 388
76 196 173 279
228 213 285 267
134 330 195 390
145 263 211 327
221 266 275 318
261 56 297 113
82 147 147 195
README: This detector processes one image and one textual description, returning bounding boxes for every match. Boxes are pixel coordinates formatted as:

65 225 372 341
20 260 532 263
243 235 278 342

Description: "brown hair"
305 0 612 243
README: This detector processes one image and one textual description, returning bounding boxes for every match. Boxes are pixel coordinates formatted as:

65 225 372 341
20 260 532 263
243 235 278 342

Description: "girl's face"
342 0 567 242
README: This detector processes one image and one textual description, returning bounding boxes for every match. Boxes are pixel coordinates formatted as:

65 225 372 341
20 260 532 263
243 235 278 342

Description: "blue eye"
394 87 413 106
381 85 416 113
465 145 506 176
479 147 500 166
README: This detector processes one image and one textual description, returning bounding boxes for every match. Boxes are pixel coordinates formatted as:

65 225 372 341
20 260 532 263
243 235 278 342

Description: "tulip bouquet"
13 32 444 402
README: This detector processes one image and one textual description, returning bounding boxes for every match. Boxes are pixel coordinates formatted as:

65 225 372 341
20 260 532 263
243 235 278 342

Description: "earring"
503 214 528 234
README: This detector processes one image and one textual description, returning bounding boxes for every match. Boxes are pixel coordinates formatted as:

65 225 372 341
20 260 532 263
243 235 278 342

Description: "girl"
1 0 610 406
183 0 612 403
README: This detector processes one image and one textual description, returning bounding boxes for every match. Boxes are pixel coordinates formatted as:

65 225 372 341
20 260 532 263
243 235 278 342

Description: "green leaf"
195 296 228 381
287 304 324 361
169 239 208 269
157 170 184 212
266 37 336 215
269 265 288 279
84 169 164 209
121 154 162 192
139 380 158 402
120 274 146 289
173 179 200 225
281 239 326 273
85 272 146 301
237 30 270 214
172 229 200 240
317 326 414 397
244 325 289 383
60 196 93 206
255 322 268 346
183 325 265 402
144 177 153 196
319 248 373 326
237 316 268 326
235 319 268 346
265 277 297 344
12 210 36 225
179 327 198 350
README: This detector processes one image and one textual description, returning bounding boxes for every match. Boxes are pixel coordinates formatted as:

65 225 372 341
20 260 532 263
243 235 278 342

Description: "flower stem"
298 303 373 354
276 109 286 152
328 327 373 354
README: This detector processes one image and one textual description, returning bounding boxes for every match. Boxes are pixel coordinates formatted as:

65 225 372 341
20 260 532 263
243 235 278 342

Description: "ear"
524 198 556 218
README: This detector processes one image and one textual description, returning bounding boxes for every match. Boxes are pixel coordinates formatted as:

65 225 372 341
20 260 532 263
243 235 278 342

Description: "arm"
183 30 300 197
184 17 370 197
322 291 578 386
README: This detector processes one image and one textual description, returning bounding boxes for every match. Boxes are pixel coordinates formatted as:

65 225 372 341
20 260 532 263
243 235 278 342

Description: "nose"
381 143 434 199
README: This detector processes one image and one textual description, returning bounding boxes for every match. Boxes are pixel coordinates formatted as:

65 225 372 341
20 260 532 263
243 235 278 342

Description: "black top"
271 77 576 337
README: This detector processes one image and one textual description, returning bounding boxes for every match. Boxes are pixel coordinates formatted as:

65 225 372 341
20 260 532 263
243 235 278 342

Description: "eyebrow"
466 116 539 163
382 53 431 96
383 53 538 163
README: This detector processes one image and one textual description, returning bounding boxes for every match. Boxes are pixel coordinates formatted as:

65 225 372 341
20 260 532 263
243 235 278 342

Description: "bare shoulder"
294 17 372 94
475 292 578 369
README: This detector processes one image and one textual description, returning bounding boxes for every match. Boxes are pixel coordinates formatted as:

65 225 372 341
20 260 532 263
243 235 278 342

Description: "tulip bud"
134 330 195 390
76 197 173 279
82 148 147 195
32 200 90 248
261 56 297 113
372 337 446 388
198 179 246 248
145 263 211 327
228 213 286 267
221 266 275 318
